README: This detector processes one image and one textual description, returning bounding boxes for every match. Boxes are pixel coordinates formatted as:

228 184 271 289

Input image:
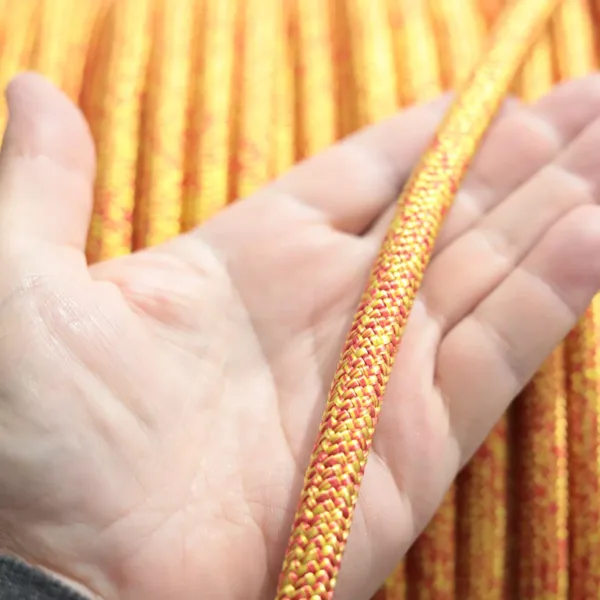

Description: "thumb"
0 72 96 253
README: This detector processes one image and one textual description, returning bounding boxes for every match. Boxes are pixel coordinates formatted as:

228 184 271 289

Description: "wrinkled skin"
1 73 600 600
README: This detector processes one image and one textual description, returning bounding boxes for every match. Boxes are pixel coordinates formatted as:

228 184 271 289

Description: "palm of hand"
2 74 600 600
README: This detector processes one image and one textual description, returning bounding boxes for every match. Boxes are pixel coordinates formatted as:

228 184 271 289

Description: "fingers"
263 95 454 234
0 72 96 252
421 99 600 336
437 204 600 461
433 74 600 250
367 74 600 251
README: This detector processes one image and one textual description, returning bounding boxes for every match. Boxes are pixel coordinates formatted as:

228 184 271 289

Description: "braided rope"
386 0 442 106
274 0 562 598
4 1 600 597
134 0 194 249
230 0 278 201
82 0 153 261
182 0 237 229
345 0 397 127
405 5 485 597
555 6 600 596
512 28 568 599
270 1 295 177
294 0 337 157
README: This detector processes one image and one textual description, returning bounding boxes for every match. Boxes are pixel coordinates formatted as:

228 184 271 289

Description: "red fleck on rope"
274 0 563 598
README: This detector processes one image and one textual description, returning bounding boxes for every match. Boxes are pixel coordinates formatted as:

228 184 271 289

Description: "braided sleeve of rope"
404 4 485 598
181 0 237 228
511 26 570 600
133 0 194 250
274 1 562 598
81 0 153 262
294 0 337 157
454 23 556 600
230 0 278 200
385 0 442 106
554 3 600 598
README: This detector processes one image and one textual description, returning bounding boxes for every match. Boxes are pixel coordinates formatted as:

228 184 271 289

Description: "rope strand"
133 0 194 249
275 1 561 597
81 0 153 262
3 2 600 598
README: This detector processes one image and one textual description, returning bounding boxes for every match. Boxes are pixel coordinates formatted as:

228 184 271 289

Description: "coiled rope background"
0 0 598 598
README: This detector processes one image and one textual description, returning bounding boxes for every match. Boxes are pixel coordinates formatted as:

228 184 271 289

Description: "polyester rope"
274 0 562 597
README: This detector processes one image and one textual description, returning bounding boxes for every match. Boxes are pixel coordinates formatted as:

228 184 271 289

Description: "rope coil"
3 1 599 598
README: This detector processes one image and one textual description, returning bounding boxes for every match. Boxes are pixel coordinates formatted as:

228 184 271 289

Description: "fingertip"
536 72 600 126
5 71 57 102
3 71 95 179
0 72 96 251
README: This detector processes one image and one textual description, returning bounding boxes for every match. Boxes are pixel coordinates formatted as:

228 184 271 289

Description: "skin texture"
1 72 600 600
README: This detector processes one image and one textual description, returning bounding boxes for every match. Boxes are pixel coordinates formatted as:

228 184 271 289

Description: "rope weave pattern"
275 0 560 597
1 1 600 598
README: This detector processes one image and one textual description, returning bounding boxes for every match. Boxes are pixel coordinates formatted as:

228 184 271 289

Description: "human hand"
1 73 600 600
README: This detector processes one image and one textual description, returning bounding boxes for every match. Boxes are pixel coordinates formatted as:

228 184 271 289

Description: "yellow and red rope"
2 1 600 598
275 1 561 596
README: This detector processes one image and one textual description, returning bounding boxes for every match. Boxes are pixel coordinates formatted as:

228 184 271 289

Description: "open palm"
1 73 600 600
